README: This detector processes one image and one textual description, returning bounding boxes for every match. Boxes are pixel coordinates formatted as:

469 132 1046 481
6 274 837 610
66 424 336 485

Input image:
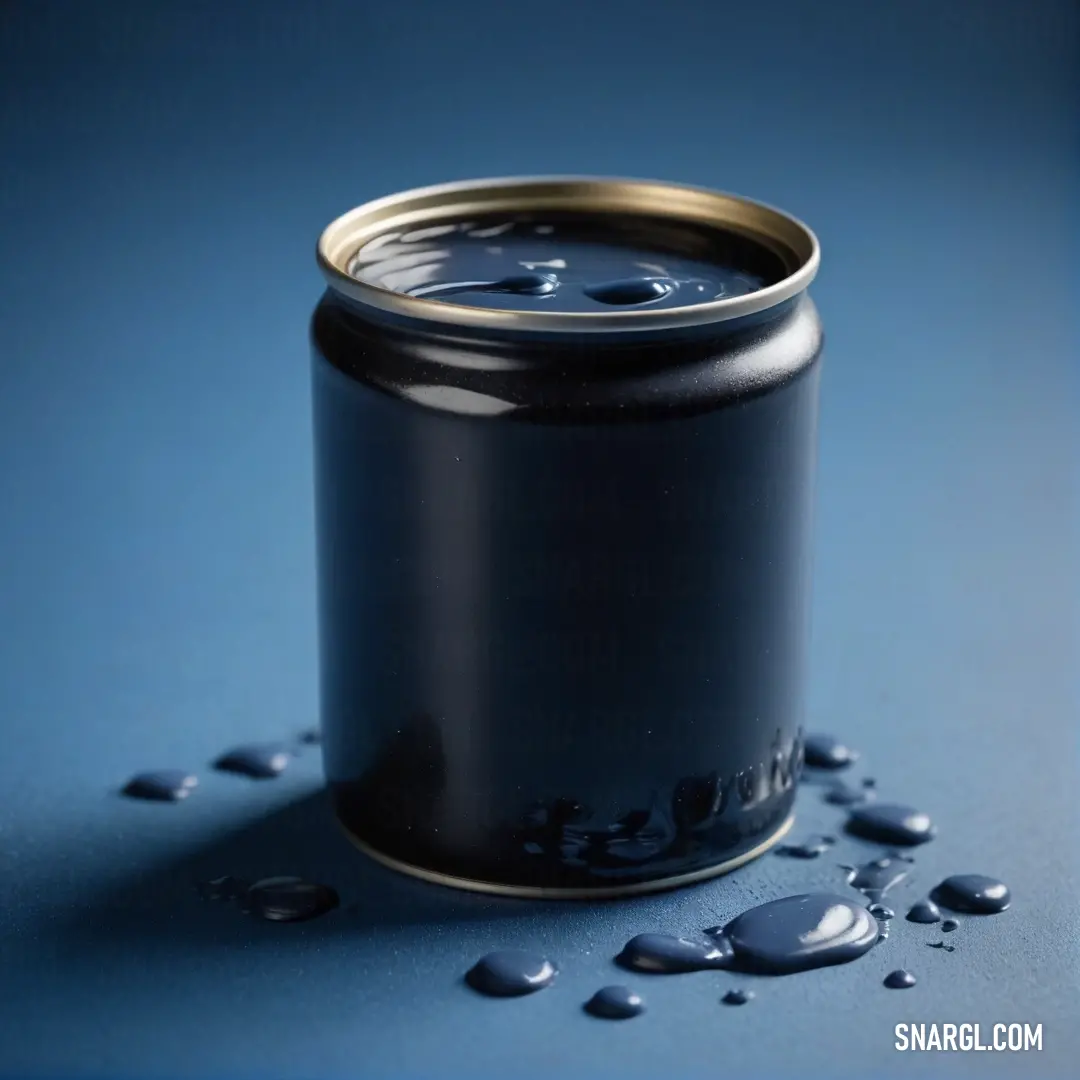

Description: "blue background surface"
0 1 1076 1077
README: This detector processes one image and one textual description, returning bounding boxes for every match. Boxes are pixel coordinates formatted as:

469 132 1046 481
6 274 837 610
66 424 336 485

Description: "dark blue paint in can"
311 177 822 897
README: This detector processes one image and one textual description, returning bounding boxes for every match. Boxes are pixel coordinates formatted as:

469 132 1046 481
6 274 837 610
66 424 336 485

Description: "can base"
337 812 795 900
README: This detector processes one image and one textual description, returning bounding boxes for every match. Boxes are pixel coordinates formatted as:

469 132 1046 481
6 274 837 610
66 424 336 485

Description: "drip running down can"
311 177 823 898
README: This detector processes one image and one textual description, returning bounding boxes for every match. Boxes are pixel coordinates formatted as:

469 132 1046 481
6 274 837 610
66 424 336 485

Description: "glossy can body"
312 310 821 897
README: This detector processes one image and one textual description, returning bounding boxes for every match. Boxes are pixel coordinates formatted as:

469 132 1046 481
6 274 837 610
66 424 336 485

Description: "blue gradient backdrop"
0 1 1076 1078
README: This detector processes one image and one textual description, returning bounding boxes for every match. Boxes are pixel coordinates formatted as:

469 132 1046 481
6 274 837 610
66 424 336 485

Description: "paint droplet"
884 969 916 989
843 857 911 903
778 835 836 859
824 780 875 806
214 744 290 779
803 734 859 769
122 770 197 802
618 933 733 974
244 877 339 922
466 951 557 997
583 277 675 306
931 874 1011 914
584 985 645 1019
846 803 936 846
713 893 880 974
906 899 942 924
722 988 755 1005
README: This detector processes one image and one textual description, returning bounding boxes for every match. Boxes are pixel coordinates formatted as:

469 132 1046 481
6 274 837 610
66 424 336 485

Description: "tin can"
312 177 822 898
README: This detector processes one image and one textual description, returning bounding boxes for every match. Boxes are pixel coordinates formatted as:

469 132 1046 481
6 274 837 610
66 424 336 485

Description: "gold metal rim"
338 813 794 900
317 176 820 335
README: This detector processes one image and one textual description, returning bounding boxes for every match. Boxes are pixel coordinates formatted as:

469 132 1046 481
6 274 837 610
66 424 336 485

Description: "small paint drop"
618 933 733 974
928 942 955 952
214 744 290 779
906 899 941 924
941 919 959 933
299 728 321 745
877 924 890 943
197 875 250 902
843 857 911 903
778 834 836 859
467 950 557 997
863 777 877 788
803 734 859 769
122 770 197 802
884 969 916 989
244 877 339 922
824 780 875 806
713 893 880 974
584 986 645 1020
868 903 894 921
583 277 674 306
846 803 936 846
722 988 754 1005
931 874 1011 914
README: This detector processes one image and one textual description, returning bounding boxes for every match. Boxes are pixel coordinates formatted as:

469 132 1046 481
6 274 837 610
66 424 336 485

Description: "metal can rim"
316 176 820 335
